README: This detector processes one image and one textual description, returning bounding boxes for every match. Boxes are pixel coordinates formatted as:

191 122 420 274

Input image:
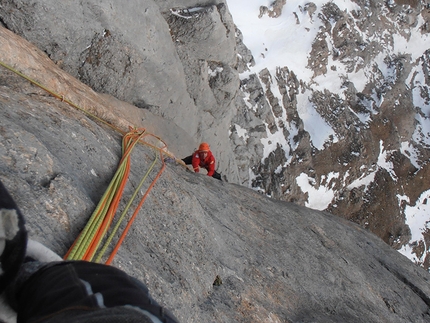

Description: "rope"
83 131 145 261
65 128 150 261
0 59 187 167
0 60 124 134
94 148 158 263
105 149 166 265
0 60 171 264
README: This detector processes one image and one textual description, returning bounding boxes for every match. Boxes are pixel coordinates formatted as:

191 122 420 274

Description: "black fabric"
212 172 222 181
7 260 47 311
181 155 193 165
0 180 28 294
36 306 155 323
15 261 179 323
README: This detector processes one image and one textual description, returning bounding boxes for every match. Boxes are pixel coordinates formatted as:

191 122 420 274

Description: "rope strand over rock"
65 128 158 262
0 60 169 264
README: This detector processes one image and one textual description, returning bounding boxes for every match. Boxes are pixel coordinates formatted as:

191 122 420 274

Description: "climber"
182 142 222 180
0 180 179 323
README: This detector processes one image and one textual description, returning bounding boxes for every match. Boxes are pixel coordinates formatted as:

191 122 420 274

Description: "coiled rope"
0 60 169 264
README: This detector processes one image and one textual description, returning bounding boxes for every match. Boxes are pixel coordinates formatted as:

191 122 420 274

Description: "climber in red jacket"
182 142 222 180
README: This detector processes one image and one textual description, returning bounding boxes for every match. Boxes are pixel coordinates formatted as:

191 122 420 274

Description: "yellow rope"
0 60 124 134
0 60 182 158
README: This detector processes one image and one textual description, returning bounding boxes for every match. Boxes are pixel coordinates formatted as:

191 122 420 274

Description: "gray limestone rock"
0 0 195 129
2 0 430 301
1 67 430 322
162 2 240 182
0 0 242 183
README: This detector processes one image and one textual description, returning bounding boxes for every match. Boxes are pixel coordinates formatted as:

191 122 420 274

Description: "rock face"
1 0 430 302
1 24 430 323
5 0 430 267
163 3 240 181
0 0 241 182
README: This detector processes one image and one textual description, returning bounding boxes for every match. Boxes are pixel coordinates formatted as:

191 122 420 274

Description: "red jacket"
192 150 215 176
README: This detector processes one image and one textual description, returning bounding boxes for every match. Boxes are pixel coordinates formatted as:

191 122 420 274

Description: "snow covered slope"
226 0 430 269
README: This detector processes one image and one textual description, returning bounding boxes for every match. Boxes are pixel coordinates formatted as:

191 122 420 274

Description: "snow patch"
228 0 359 86
400 141 420 170
296 172 336 210
296 90 338 149
170 7 205 19
347 171 376 191
398 190 430 266
208 66 224 77
234 123 249 141
377 140 397 181
260 121 290 160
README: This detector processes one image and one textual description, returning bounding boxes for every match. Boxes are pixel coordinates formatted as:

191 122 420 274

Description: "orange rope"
64 129 169 263
81 132 140 261
85 132 162 262
105 147 166 265
82 143 132 261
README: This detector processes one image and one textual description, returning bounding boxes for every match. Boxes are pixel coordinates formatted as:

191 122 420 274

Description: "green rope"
66 139 127 260
65 130 146 260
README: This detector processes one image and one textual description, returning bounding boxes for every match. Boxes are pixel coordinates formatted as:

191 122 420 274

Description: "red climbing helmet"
198 142 210 152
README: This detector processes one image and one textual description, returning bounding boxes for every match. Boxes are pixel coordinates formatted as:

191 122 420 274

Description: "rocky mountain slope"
2 0 429 269
2 0 429 268
229 0 430 269
1 26 430 323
